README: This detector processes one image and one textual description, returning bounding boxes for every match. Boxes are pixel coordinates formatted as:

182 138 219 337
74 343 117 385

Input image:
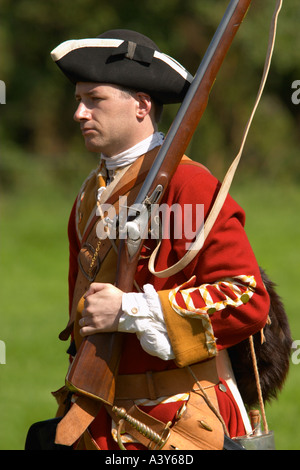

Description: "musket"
66 0 253 405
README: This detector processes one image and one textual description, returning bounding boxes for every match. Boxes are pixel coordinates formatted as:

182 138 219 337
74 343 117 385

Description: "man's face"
74 82 140 156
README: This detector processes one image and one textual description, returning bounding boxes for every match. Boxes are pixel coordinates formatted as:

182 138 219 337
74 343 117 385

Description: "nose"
74 102 91 122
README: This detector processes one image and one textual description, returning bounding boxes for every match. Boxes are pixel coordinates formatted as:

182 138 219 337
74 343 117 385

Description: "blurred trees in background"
1 0 300 186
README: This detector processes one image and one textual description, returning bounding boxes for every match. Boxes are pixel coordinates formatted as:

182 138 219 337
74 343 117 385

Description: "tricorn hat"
51 29 193 104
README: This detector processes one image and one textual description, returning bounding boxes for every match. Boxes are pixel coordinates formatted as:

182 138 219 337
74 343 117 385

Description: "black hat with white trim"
51 29 193 104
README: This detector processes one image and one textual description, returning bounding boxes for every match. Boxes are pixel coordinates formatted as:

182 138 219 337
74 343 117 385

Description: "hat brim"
51 38 193 104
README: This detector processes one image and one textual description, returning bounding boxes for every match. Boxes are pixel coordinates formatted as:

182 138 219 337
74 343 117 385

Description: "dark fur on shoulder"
228 267 292 408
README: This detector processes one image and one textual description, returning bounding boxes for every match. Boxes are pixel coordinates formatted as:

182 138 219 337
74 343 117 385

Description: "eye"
90 95 103 102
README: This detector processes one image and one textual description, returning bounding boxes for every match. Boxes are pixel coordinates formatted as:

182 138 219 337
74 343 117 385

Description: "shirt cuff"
119 284 175 361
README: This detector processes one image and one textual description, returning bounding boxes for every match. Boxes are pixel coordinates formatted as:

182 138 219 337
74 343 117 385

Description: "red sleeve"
157 164 270 350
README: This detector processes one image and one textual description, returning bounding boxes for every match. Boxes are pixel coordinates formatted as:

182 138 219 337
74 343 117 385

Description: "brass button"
131 307 138 314
241 293 250 304
207 307 216 315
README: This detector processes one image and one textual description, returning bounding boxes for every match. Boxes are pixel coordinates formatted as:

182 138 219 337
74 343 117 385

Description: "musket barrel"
134 0 251 206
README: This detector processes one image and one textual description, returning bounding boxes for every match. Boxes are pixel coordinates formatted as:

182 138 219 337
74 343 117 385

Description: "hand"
79 283 123 337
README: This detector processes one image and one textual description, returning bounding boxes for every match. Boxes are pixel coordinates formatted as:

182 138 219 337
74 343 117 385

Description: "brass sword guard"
112 406 172 450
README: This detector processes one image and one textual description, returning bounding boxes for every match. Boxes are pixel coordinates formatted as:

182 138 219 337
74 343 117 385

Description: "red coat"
67 159 270 449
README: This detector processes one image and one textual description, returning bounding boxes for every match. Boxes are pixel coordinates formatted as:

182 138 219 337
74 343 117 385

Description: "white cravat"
100 131 164 171
97 132 164 201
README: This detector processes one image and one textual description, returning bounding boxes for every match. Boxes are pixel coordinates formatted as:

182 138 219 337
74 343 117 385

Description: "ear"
135 92 152 119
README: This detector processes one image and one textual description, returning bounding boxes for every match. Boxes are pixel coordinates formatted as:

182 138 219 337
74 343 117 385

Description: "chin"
84 139 102 153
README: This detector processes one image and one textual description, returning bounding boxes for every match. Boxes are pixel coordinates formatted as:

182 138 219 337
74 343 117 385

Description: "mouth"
81 127 96 136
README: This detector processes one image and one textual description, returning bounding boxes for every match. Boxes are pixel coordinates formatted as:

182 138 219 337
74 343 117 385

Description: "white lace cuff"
119 284 175 361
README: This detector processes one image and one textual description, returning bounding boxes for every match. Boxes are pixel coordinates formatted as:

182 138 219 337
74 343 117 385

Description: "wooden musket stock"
66 0 253 405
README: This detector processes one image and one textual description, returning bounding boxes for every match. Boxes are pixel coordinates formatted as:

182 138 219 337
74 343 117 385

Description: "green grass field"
1 153 299 450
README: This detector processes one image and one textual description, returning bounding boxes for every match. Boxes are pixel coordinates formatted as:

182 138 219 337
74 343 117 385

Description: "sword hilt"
112 406 171 450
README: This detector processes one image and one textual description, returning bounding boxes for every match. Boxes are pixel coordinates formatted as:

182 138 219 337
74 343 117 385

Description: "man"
49 29 270 450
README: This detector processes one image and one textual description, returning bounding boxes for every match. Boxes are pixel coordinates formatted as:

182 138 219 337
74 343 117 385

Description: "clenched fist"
79 283 123 336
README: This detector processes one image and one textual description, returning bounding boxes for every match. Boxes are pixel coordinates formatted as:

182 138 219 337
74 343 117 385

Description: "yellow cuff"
158 289 217 368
